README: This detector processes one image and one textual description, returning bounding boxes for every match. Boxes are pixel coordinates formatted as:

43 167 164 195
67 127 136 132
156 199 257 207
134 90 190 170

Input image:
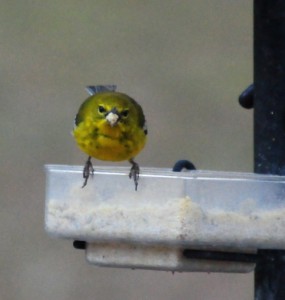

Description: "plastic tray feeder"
45 165 285 273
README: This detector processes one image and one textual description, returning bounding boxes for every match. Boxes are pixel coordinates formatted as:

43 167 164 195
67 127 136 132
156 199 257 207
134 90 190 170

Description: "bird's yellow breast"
73 117 146 161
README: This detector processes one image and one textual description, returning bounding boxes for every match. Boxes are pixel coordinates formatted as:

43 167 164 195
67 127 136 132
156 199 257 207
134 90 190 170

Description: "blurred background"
0 1 253 299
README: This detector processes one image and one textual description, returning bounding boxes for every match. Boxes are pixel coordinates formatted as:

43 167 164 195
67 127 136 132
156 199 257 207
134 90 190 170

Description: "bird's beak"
105 108 119 127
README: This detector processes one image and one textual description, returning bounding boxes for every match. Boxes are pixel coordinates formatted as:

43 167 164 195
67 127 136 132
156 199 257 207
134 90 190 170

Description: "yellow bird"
73 87 147 190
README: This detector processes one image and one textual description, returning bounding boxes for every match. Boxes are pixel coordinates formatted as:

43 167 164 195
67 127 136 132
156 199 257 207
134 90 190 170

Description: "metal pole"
254 0 285 299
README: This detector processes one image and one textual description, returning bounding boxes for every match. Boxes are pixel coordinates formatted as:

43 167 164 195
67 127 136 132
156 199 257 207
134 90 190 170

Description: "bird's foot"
129 159 140 191
82 156 94 188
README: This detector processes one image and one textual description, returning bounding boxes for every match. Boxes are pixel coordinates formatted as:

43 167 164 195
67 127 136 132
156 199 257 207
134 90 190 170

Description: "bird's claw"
82 156 94 188
129 159 140 191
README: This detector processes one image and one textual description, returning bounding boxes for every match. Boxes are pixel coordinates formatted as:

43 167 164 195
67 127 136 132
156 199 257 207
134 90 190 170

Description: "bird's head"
74 92 146 134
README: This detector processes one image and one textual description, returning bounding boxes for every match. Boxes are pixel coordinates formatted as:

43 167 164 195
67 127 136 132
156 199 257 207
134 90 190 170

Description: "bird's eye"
121 109 129 118
98 105 106 114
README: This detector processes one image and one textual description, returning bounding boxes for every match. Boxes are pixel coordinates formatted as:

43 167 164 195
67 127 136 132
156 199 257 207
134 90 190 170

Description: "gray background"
1 1 253 299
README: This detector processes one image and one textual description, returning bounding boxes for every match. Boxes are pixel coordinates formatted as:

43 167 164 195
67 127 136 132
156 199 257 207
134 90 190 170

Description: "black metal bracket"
183 249 257 264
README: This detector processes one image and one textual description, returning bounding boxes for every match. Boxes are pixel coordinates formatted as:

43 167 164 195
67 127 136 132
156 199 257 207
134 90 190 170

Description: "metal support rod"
254 1 285 299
